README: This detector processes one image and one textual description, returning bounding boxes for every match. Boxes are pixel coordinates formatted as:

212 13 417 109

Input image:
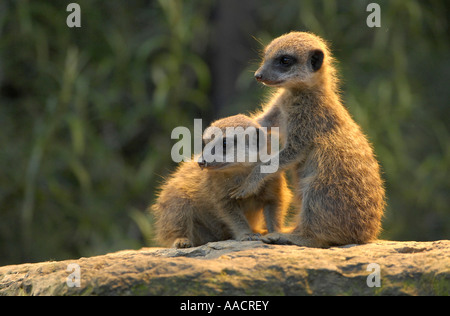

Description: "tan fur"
232 32 386 247
151 114 292 248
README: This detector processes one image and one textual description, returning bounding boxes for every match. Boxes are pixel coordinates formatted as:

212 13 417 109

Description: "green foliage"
0 0 212 264
0 0 448 265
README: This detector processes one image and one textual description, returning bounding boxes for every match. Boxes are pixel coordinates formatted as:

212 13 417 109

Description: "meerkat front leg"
229 166 268 199
219 201 262 241
230 142 303 199
263 203 283 233
254 104 282 128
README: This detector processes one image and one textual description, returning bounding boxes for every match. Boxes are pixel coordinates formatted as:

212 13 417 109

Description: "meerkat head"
198 115 267 172
255 32 333 90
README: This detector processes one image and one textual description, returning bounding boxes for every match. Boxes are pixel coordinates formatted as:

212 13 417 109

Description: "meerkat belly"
303 143 382 221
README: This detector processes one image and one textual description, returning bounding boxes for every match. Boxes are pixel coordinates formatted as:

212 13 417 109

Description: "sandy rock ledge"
0 240 449 295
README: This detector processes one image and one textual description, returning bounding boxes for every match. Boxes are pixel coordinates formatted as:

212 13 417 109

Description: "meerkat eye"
279 55 296 67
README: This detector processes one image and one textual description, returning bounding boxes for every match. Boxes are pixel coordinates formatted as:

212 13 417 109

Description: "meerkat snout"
254 72 263 82
198 159 206 169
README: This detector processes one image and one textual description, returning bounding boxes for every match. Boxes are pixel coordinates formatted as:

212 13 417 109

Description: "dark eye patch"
277 55 296 67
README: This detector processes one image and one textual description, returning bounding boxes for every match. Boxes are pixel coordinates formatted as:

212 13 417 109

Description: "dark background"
0 0 449 265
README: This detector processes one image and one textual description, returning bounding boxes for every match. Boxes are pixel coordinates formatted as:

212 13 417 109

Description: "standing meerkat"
231 31 385 247
151 114 291 248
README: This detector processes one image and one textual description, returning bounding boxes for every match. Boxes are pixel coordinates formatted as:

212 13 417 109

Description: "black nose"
198 160 206 169
254 72 263 81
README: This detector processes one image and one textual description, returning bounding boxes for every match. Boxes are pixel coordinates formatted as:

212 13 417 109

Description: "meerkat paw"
261 232 295 245
262 233 318 247
230 179 261 199
230 186 253 199
172 238 193 248
236 233 262 241
229 169 264 199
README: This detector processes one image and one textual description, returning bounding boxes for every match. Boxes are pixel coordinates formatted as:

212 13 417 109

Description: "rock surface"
0 240 449 295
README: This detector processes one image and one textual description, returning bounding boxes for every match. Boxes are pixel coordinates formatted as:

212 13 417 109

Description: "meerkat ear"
309 49 324 72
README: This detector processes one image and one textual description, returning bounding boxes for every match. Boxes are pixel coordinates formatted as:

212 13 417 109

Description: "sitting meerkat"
231 31 386 247
151 114 292 248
